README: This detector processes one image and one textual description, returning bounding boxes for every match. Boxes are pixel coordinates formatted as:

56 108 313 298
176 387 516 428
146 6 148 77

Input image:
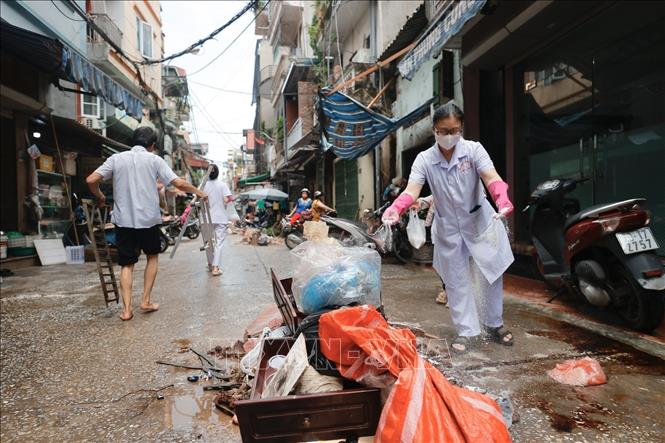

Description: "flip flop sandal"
139 304 159 314
483 326 514 346
450 335 480 354
119 312 134 321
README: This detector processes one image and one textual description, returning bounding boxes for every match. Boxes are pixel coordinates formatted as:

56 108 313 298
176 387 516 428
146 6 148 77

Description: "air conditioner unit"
351 48 374 64
81 117 102 130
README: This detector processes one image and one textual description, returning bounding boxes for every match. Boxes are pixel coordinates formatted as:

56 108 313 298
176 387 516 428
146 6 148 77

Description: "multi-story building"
85 0 164 144
252 0 319 202
0 0 151 247
191 143 209 157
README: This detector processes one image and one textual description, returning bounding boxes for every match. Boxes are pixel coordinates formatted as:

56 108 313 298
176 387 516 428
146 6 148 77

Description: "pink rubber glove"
382 193 414 225
487 180 513 218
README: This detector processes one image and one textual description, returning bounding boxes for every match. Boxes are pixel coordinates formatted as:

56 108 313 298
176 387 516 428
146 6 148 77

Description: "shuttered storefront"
334 159 359 219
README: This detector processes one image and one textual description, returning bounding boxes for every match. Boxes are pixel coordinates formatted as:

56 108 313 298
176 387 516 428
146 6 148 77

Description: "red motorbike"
525 178 664 331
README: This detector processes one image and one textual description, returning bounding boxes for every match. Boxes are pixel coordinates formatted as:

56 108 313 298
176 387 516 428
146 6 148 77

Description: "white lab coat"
409 139 514 336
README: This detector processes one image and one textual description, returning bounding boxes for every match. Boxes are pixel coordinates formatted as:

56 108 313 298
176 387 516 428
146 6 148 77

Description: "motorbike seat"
564 198 645 230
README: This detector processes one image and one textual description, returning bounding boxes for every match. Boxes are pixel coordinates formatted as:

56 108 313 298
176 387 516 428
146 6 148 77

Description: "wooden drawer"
235 338 381 443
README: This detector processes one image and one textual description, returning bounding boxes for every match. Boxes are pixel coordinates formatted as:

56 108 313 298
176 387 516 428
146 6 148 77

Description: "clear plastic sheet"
290 241 381 314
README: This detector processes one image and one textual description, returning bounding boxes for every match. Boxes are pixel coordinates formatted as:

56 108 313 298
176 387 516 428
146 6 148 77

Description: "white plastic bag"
225 203 240 222
240 327 270 376
370 223 393 253
407 208 426 249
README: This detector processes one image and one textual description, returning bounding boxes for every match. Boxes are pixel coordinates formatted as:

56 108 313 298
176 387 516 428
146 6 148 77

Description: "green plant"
276 115 284 142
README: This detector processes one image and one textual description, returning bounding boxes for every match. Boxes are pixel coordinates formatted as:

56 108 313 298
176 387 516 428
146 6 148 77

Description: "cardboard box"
37 154 54 172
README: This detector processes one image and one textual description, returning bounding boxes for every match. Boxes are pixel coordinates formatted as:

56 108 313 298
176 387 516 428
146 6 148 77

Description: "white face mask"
435 133 461 150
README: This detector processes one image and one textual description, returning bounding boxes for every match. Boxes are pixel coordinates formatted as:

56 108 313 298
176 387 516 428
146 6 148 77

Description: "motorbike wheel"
393 230 413 264
186 226 200 240
614 266 664 332
270 221 282 237
285 233 302 250
159 233 169 253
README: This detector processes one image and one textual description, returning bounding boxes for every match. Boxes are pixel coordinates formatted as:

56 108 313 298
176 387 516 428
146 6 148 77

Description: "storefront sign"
398 0 486 80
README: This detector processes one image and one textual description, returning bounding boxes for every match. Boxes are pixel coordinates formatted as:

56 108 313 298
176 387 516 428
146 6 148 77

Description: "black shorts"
115 225 161 266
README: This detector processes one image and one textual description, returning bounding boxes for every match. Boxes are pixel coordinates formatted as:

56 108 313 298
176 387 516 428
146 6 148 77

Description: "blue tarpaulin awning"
319 89 433 160
1 20 143 119
398 0 486 80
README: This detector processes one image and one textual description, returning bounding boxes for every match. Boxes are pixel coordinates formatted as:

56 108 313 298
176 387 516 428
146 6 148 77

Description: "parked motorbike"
282 203 433 265
525 177 664 331
357 203 434 264
165 215 200 241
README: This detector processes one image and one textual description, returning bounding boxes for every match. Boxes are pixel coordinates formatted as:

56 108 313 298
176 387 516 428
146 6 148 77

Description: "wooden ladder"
169 166 215 269
81 200 119 306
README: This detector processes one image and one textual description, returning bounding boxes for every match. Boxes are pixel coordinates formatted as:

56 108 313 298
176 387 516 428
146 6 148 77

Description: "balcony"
268 1 302 47
286 118 303 153
86 13 122 63
259 65 276 96
255 6 269 37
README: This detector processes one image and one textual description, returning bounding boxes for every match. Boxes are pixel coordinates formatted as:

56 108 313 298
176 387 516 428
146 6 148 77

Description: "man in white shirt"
202 164 233 276
86 127 207 321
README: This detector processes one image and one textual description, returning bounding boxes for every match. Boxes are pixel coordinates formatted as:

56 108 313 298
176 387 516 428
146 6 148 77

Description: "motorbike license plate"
616 227 659 254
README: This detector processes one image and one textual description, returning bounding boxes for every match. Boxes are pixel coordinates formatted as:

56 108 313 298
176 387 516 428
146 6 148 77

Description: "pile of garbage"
229 225 512 442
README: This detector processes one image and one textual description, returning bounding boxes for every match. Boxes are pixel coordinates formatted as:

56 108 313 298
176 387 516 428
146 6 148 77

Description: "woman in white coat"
383 102 515 353
203 164 233 276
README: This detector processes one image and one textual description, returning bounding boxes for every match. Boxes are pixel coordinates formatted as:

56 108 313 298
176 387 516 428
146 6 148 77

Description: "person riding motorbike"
288 188 313 224
311 191 336 221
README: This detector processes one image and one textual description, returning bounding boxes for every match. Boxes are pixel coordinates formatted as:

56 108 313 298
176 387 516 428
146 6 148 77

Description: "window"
432 50 454 106
136 17 153 58
81 94 101 118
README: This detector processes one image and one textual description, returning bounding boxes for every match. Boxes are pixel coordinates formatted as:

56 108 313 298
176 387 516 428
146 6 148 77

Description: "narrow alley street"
1 234 663 442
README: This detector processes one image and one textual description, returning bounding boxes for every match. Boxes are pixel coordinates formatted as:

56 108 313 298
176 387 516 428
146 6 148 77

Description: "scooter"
525 177 665 331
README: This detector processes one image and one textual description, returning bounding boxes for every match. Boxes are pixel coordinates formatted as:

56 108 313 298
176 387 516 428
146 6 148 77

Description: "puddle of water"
162 386 228 431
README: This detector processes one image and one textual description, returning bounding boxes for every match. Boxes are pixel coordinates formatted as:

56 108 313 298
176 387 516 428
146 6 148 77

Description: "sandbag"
319 305 511 443
547 357 607 386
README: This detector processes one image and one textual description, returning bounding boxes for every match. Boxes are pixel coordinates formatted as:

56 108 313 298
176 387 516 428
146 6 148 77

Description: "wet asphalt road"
1 233 664 442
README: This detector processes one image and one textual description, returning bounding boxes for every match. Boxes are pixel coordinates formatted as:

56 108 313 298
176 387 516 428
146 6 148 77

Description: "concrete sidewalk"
1 236 663 442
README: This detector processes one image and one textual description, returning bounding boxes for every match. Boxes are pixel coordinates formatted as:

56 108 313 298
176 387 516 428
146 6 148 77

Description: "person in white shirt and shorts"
87 127 207 321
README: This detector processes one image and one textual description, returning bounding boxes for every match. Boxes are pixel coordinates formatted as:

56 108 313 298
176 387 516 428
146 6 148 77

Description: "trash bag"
318 305 511 443
547 357 607 386
370 223 393 253
407 208 426 249
291 241 381 314
294 307 343 377
225 203 240 222
257 233 270 246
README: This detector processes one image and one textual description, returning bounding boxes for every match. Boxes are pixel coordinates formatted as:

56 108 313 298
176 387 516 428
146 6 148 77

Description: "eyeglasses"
434 127 461 136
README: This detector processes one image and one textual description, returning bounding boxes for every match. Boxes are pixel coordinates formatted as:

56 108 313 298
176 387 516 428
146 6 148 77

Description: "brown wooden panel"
236 389 380 443
236 337 381 443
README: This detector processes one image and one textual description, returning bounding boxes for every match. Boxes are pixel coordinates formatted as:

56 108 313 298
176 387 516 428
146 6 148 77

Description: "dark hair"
131 126 158 148
433 101 464 126
209 164 219 180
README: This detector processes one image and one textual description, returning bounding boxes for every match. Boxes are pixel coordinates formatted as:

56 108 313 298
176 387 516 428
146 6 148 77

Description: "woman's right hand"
381 206 401 225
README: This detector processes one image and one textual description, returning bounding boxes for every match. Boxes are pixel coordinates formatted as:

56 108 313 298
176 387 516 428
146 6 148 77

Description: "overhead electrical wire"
187 0 271 77
189 90 241 148
50 0 86 22
138 0 256 65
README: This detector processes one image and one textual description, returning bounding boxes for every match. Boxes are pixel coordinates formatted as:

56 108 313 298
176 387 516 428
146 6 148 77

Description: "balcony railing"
87 13 122 48
286 118 303 153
